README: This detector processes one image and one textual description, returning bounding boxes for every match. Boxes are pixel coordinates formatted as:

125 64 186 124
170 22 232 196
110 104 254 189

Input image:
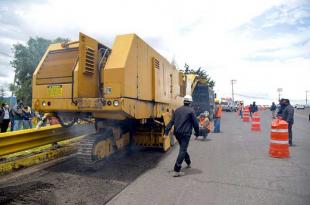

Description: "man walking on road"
282 99 294 146
165 95 199 177
213 99 222 133
270 102 277 119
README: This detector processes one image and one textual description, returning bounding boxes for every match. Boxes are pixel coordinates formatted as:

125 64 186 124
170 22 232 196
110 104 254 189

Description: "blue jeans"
174 134 191 172
240 110 243 119
13 120 23 131
23 120 33 129
214 118 221 133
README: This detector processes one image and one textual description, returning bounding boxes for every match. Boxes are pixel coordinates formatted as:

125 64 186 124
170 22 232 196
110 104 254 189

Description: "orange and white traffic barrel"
251 112 261 131
269 119 290 158
243 108 250 122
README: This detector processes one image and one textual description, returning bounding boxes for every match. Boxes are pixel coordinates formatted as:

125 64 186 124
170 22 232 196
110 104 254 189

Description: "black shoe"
173 171 185 177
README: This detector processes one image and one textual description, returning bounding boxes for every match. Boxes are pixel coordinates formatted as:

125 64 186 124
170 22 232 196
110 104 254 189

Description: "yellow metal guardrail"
0 137 84 175
0 123 95 157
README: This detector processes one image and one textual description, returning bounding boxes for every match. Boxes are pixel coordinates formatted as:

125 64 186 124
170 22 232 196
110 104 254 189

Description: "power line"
234 93 272 100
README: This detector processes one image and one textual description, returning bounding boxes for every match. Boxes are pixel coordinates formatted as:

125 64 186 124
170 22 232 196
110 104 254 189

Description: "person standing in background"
12 100 24 131
0 105 3 131
252 101 258 113
239 102 244 119
249 104 253 118
0 103 11 133
213 99 222 133
277 98 286 118
270 102 277 119
22 106 33 129
282 99 294 146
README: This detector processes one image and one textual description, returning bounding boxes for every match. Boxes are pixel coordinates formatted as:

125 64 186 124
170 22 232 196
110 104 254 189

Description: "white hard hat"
184 95 193 103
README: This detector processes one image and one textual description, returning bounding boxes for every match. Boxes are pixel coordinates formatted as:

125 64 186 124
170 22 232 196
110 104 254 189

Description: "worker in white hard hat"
164 95 199 177
196 112 211 140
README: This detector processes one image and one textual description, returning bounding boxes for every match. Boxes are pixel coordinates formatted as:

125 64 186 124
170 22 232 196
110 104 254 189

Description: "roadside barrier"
269 119 290 158
251 112 261 131
0 123 93 157
242 108 250 122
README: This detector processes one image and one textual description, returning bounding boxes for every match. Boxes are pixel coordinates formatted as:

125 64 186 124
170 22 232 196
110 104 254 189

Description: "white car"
296 104 305 109
221 101 237 112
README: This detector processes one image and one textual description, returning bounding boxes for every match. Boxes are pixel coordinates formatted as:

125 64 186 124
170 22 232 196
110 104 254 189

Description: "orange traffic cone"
243 108 250 122
251 112 261 131
269 119 290 158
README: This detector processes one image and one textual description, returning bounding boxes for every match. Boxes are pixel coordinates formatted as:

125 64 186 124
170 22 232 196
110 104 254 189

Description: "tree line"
183 63 215 88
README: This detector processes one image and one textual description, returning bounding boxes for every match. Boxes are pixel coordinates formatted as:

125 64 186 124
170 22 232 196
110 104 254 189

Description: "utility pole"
306 90 309 105
231 80 237 102
277 88 283 101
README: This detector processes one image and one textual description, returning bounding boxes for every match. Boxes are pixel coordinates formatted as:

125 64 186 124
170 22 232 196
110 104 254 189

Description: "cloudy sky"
0 0 309 104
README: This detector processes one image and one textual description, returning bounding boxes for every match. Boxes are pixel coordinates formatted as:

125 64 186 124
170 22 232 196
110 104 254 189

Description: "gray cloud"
237 1 310 38
0 0 48 40
236 1 310 61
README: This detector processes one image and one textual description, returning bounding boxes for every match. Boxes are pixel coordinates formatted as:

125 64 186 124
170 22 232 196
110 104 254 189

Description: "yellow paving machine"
32 33 192 166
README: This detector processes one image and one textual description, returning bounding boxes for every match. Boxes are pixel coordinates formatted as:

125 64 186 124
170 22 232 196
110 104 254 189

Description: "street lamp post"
231 80 237 102
277 88 283 101
306 90 309 105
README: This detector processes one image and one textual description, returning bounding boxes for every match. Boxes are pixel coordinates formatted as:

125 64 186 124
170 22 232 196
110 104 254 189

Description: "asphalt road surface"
0 109 309 205
108 109 310 205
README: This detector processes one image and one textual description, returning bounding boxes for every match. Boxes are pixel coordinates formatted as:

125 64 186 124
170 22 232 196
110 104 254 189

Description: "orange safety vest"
199 118 211 131
215 105 222 118
199 118 206 127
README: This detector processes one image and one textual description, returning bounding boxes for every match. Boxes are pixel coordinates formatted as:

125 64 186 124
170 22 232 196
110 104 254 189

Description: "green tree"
10 37 69 105
0 86 4 104
184 64 215 88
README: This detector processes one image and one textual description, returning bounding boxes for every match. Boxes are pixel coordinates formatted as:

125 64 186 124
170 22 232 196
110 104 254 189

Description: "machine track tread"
76 133 99 168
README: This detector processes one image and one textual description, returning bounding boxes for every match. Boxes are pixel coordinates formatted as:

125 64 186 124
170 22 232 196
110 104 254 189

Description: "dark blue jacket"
282 104 294 124
165 105 199 137
277 104 286 117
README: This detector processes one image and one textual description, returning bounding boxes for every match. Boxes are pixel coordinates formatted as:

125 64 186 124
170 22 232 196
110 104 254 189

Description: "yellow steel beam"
0 123 94 157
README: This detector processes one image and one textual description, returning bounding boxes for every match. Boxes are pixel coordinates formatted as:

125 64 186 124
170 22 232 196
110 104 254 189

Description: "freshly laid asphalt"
108 109 310 205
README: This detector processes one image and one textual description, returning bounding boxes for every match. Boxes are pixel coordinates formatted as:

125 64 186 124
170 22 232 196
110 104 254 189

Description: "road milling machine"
32 33 197 166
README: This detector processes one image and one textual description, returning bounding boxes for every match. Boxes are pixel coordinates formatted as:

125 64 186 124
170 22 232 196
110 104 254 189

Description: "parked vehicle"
221 101 237 112
296 104 305 109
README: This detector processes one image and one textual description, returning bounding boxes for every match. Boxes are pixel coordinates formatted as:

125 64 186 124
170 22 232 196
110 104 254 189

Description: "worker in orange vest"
196 112 211 140
213 99 222 133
